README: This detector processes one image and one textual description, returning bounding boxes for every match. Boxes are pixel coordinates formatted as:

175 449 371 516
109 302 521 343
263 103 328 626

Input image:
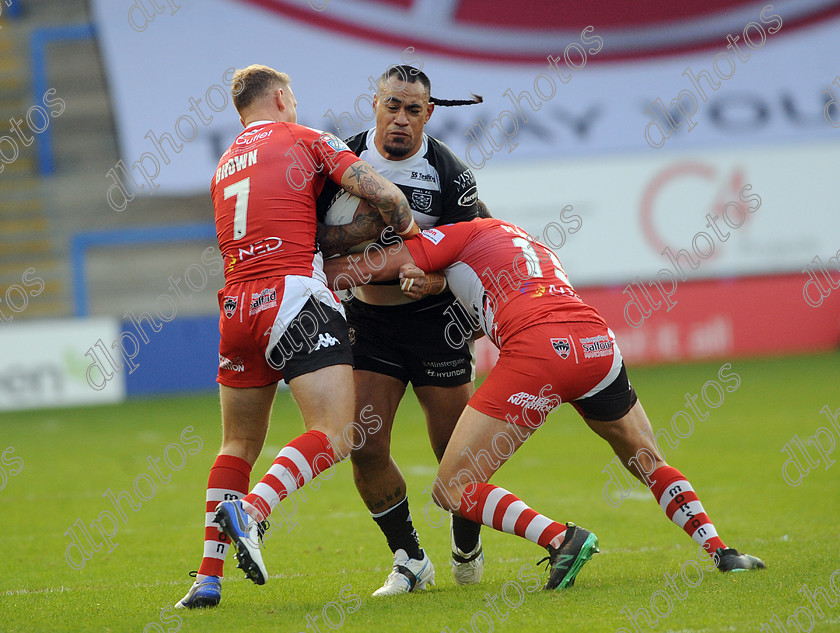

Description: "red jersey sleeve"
405 222 476 272
296 128 362 188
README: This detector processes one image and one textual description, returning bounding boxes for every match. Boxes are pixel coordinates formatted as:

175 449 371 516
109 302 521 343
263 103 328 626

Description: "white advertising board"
475 139 840 285
90 0 840 281
0 318 125 411
91 0 840 193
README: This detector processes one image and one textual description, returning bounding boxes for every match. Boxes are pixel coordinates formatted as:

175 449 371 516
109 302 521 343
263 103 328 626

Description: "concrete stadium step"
53 134 118 169
5 0 208 322
11 0 90 24
52 91 112 128
45 172 211 230
0 12 32 172
0 257 70 320
0 73 26 101
0 216 47 233
0 278 61 297
35 34 119 176
0 155 37 175
0 174 67 319
0 0 99 321
0 256 61 278
0 55 21 73
0 238 52 256
0 296 69 321
0 194 42 212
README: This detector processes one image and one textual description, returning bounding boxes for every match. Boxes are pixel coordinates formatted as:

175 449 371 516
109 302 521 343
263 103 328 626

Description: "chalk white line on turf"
3 586 73 597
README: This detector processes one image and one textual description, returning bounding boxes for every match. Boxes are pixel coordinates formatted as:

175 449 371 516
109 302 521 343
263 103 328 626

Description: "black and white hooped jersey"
317 129 479 229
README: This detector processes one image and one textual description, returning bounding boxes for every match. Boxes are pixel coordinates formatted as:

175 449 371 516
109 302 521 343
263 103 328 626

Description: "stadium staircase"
0 10 65 319
1 0 213 321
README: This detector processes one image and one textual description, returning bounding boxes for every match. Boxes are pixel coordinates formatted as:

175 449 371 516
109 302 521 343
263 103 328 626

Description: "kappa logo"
551 337 570 359
312 332 340 351
249 288 277 316
223 296 238 318
411 189 433 212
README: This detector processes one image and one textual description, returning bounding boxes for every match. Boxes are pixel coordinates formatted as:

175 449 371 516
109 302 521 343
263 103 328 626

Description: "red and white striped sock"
243 430 335 522
458 483 567 548
197 454 251 579
649 465 726 556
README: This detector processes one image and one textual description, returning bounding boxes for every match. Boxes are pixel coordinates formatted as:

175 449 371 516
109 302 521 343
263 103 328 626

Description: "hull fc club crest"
411 189 433 212
551 337 570 359
223 296 238 318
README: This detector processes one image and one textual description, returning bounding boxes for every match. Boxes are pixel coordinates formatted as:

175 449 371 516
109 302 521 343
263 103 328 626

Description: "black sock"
371 497 423 560
452 515 481 554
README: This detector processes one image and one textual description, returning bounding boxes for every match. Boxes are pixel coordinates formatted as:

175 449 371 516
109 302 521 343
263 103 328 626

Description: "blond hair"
231 65 291 114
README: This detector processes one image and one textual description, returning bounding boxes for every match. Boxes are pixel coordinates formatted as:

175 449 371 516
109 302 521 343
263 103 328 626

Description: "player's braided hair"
430 95 484 107
378 65 483 107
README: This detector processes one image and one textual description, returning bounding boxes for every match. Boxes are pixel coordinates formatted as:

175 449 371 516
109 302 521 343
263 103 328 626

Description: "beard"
382 140 412 157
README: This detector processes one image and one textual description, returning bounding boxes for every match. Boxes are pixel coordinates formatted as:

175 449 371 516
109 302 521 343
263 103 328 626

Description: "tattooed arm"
398 267 448 300
340 160 419 238
324 239 415 290
317 200 386 257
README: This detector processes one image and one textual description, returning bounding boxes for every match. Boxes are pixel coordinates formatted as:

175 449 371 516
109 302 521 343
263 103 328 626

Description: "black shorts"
344 295 475 387
267 297 354 384
571 362 638 422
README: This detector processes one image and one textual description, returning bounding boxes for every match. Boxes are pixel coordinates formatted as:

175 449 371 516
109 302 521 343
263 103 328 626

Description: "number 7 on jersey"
225 177 251 240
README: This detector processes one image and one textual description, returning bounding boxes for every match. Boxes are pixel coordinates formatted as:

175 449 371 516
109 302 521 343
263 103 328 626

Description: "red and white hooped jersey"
405 218 606 347
211 121 361 285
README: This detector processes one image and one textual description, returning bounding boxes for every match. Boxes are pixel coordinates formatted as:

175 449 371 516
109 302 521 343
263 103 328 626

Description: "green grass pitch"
2 352 839 632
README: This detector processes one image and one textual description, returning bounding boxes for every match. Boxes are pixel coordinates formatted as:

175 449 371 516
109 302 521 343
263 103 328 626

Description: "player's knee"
326 432 352 462
348 425 390 466
626 447 663 486
431 477 459 513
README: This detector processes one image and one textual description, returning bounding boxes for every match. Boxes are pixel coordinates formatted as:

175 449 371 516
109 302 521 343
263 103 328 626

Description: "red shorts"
217 275 349 388
469 321 628 427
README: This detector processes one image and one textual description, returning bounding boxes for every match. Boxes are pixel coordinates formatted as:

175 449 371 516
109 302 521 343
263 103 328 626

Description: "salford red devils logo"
240 0 840 63
223 296 238 318
551 337 570 359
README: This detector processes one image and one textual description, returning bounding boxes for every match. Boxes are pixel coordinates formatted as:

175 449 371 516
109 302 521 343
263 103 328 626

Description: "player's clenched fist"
398 262 426 299
399 263 448 300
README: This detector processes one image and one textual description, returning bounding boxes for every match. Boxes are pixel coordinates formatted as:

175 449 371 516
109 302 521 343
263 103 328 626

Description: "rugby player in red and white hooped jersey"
175 64 419 609
316 66 488 595
324 217 765 589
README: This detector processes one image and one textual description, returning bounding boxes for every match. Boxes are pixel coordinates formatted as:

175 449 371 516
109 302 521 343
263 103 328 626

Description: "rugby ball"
325 190 364 225
324 190 376 253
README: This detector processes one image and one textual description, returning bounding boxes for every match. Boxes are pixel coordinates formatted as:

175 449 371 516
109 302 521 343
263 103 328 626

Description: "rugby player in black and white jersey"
317 65 487 595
